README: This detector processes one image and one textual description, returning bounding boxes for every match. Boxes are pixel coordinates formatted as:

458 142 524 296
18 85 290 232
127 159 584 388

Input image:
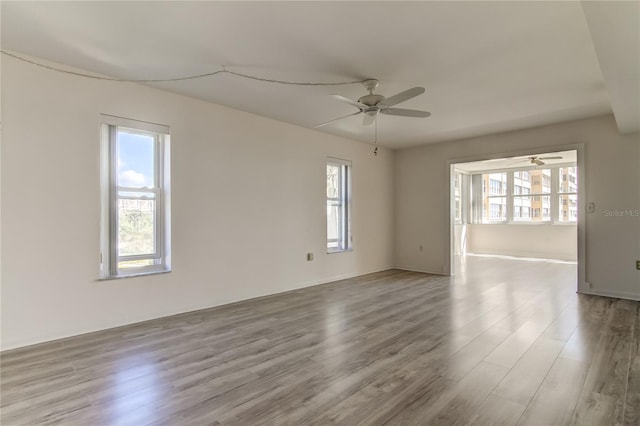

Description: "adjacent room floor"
1 256 638 425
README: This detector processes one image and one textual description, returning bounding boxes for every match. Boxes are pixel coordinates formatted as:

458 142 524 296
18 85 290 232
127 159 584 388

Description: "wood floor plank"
492 336 566 405
517 355 588 425
439 326 513 381
1 256 636 426
399 361 510 426
623 303 640 426
623 339 640 426
470 394 527 426
484 320 550 369
571 305 635 426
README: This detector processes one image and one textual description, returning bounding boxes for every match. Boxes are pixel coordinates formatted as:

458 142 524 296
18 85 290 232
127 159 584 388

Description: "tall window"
558 166 577 222
327 158 351 252
100 115 171 278
454 172 462 223
481 172 507 222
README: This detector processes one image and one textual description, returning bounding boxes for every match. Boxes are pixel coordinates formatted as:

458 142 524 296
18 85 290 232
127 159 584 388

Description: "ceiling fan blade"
314 111 362 128
330 94 365 110
533 159 545 166
538 156 563 160
508 158 531 166
363 113 375 126
380 107 431 118
379 87 425 107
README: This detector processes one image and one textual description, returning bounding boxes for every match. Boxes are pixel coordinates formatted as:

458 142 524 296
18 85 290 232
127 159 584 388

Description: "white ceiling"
2 1 638 149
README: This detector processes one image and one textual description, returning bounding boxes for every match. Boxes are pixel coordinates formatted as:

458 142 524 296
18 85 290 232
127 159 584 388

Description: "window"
473 164 576 225
514 168 551 222
327 158 351 252
454 172 462 223
558 166 577 222
100 115 171 278
481 172 507 222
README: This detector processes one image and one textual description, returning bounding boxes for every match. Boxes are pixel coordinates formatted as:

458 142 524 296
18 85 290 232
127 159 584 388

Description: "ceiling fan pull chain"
374 114 379 156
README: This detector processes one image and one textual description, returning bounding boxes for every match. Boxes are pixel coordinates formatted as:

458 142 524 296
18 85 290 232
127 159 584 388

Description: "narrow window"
558 166 578 222
327 158 352 252
100 115 171 278
481 172 507 222
454 172 462 224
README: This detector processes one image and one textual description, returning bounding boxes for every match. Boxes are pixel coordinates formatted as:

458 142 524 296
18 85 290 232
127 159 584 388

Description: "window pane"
481 172 506 222
559 194 578 222
455 172 462 222
484 197 507 222
529 169 551 194
117 130 155 188
327 202 340 247
118 198 156 256
327 164 340 198
530 195 551 221
513 171 530 197
485 173 507 196
512 196 533 221
559 166 577 193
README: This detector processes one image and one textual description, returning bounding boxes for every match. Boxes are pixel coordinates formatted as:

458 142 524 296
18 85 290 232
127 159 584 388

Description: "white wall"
395 115 639 300
467 224 577 261
1 55 395 350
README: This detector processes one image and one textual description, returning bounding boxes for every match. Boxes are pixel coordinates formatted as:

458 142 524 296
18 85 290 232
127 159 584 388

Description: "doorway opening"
449 148 584 292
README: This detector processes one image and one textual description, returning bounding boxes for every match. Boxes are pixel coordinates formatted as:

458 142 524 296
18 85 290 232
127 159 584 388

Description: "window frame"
454 172 462 224
511 168 551 223
475 163 577 225
100 115 171 279
326 158 352 253
557 165 578 223
483 172 508 223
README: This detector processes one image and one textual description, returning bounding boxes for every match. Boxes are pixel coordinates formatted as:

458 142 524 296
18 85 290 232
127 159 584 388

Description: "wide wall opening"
451 150 578 277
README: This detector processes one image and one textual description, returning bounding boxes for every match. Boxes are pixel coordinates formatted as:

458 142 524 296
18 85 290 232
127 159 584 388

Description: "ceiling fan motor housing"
358 94 385 107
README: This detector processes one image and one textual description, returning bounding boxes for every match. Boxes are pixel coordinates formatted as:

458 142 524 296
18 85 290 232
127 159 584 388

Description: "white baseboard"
466 252 577 264
392 265 448 276
579 288 640 301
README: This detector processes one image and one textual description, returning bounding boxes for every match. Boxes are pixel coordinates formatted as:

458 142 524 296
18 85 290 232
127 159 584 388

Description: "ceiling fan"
518 155 564 166
315 79 431 128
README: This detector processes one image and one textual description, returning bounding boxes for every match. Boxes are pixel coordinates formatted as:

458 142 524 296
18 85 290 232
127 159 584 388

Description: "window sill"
327 248 353 254
99 269 171 281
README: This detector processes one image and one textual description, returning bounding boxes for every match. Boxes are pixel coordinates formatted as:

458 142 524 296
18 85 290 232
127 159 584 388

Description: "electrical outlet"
636 260 640 270
419 245 423 251
307 252 314 261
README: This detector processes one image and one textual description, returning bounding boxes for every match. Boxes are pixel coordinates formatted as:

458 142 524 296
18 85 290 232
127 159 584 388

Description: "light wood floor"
1 256 638 425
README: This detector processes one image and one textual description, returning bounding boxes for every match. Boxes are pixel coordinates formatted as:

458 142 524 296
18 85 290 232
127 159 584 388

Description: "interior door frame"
445 143 586 294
